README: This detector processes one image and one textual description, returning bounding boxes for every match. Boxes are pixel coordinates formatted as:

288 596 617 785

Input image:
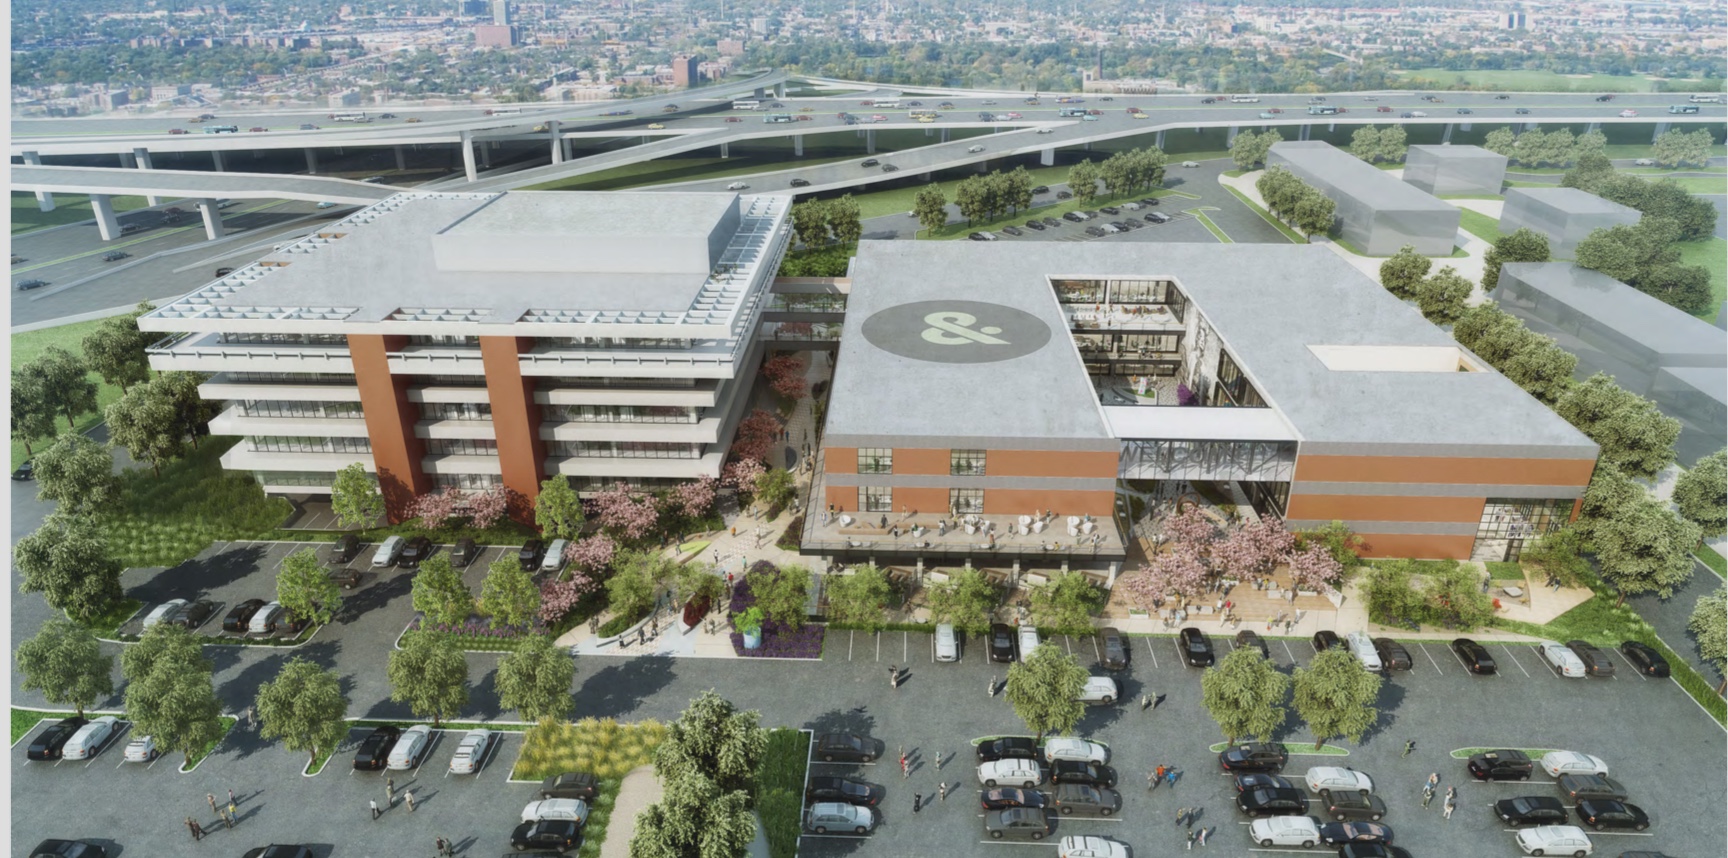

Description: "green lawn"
1602 143 1728 161
1676 237 1727 324
12 192 152 235
1457 208 1504 243
1188 208 1233 242
1220 185 1306 244
850 163 1085 221
101 438 296 568
921 184 1176 240
1660 176 1728 194
1448 747 1564 759
12 708 62 745
11 313 135 469
757 728 812 858
1392 68 1718 93
1697 545 1727 579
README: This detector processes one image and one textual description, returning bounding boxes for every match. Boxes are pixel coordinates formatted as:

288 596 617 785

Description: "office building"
137 191 790 522
491 0 510 26
1402 145 1508 196
473 24 516 48
1267 141 1461 256
1498 188 1641 258
673 55 702 89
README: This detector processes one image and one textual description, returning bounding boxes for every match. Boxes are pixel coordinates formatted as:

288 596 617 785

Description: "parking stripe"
1417 643 1445 674
1607 649 1646 681
1145 636 1159 669
1498 645 1532 678
1281 640 1297 666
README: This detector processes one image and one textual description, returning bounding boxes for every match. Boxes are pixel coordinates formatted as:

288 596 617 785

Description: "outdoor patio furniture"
1502 585 1524 598
839 514 853 526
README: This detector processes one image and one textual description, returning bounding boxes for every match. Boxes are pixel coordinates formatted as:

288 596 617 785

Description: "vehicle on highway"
968 145 986 153
168 128 189 134
26 717 87 761
122 734 158 762
316 201 339 209
1218 742 1288 774
1452 638 1498 674
1373 638 1412 671
1238 786 1309 817
978 737 1041 763
981 787 1046 811
16 278 49 291
1557 774 1628 803
805 802 874 835
1081 114 1099 121
1540 752 1607 778
790 178 810 187
881 164 899 172
1618 109 1638 117
815 733 880 762
1575 799 1648 831
1541 640 1587 677
1058 190 1075 200
1514 824 1594 856
352 726 399 770
1250 815 1321 847
61 716 121 760
1469 749 1535 781
386 724 432 770
510 820 580 852
1457 108 1473 114
725 181 749 190
1633 157 1656 166
1037 127 1055 134
448 728 497 774
647 123 665 129
102 251 131 262
1618 640 1669 676
540 772 600 801
1058 835 1128 858
1306 766 1373 796
807 776 883 806
1498 796 1570 826
521 798 591 825
1596 94 1615 102
223 599 267 632
1376 105 1394 112
725 116 742 122
1319 821 1394 846
248 126 269 132
979 759 1044 788
1566 641 1615 676
1347 631 1383 671
986 807 1053 840
372 534 404 568
1259 112 1277 119
1133 112 1150 119
1179 627 1215 666
1099 627 1130 669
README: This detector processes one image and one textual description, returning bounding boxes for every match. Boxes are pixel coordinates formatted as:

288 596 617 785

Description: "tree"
14 513 124 623
751 563 811 630
670 478 718 520
1561 152 1616 192
913 184 949 235
754 467 797 513
566 534 616 574
1555 373 1680 480
1231 128 1279 171
31 432 118 514
1481 227 1551 292
121 623 225 764
1520 527 1591 589
495 633 574 722
1291 648 1382 749
1415 266 1472 324
534 475 585 540
1377 125 1408 163
1377 245 1431 300
1027 571 1106 635
1348 126 1381 162
1066 160 1099 206
1005 165 1034 212
1419 562 1496 630
409 486 468 529
592 481 660 542
653 689 768 795
828 194 862 246
466 483 511 529
608 549 675 621
925 568 1000 634
1291 189 1337 238
1119 545 1209 608
387 631 469 725
80 303 156 394
1673 450 1727 537
1593 496 1701 604
629 770 756 858
1688 587 1726 692
1004 644 1090 741
479 557 540 628
1482 127 1517 158
412 554 475 625
10 369 60 457
789 199 830 248
16 620 113 717
1360 561 1426 628
953 175 984 225
1201 647 1290 742
255 658 348 766
105 379 185 477
276 547 342 626
156 369 218 450
31 347 99 428
330 463 383 529
1286 544 1344 593
1578 462 1643 536
824 564 892 631
1297 521 1367 570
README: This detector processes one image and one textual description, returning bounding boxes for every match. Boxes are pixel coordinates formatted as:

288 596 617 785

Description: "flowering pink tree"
723 458 766 493
1163 505 1221 557
1285 544 1344 593
538 573 598 625
760 354 802 384
590 482 660 542
771 372 809 400
466 484 510 529
565 534 617 573
670 477 717 519
1214 514 1297 579
410 486 468 528
1119 546 1211 608
730 409 783 464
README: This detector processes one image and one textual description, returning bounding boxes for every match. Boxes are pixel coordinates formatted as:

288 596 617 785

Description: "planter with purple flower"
734 606 765 650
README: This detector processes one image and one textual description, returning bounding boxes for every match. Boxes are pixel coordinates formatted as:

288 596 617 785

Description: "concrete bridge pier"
1040 148 1055 167
118 151 137 169
197 198 225 240
865 129 876 154
720 141 730 159
460 130 478 181
794 134 803 157
1586 122 1601 133
480 142 492 168
774 82 786 99
305 147 320 173
1298 124 1311 141
394 145 407 171
1155 130 1166 149
21 151 53 211
1652 122 1670 142
131 148 163 205
940 128 949 144
1225 125 1239 146
212 149 227 172
1524 122 1539 132
548 121 563 164
90 194 121 241
1441 123 1454 144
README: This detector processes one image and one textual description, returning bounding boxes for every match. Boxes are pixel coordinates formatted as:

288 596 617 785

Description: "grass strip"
757 728 812 858
305 744 336 776
83 598 145 640
179 716 239 771
1187 208 1233 243
10 314 133 469
1696 545 1727 579
1206 741 1349 756
1221 184 1305 244
1448 747 1563 759
1457 208 1504 243
1675 237 1726 324
11 192 152 235
1485 562 1526 582
12 709 59 745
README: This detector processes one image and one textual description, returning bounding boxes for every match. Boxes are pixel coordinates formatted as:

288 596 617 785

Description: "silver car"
986 807 1053 840
934 623 959 662
805 801 874 834
448 728 496 775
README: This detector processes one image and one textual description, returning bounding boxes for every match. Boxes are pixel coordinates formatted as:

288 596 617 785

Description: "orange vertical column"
480 336 546 525
348 334 429 523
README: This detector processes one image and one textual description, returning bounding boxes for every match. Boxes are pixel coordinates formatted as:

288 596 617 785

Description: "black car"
1001 226 1022 236
450 537 478 568
1235 630 1270 659
1057 190 1074 200
1557 774 1629 803
1139 198 1161 206
1202 97 1216 104
1234 773 1295 792
1032 185 1049 194
880 164 899 173
989 623 1017 663
102 251 131 262
1024 220 1046 231
980 787 1047 811
1451 638 1497 674
170 599 217 629
16 279 49 291
1041 217 1061 228
1596 94 1614 102
223 599 267 632
1049 760 1116 788
1324 792 1388 821
1373 638 1413 671
1084 225 1106 237
352 725 400 770
519 539 546 571
26 717 88 761
1496 94 1511 99
1219 742 1288 774
807 776 883 806
1566 640 1615 676
1099 627 1130 670
1179 627 1215 667
1062 212 1086 223
1319 821 1394 846
329 534 360 563
1237 786 1308 817
1619 640 1670 677
13 459 34 480
1312 630 1343 652
1576 799 1649 831
511 820 580 852
1468 749 1534 781
1496 796 1569 826
790 178 810 187
860 158 879 168
329 567 362 589
1456 108 1473 114
240 848 313 858
1052 783 1118 816
1338 845 1412 858
398 536 434 568
540 772 600 800
977 736 1040 763
1099 206 1120 215
815 733 879 763
27 841 107 858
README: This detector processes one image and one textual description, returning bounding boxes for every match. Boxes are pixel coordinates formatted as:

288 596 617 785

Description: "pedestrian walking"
1443 798 1456 819
186 817 202 842
939 782 949 802
888 665 898 688
1426 772 1440 789
1147 769 1159 790
370 799 381 820
386 776 396 805
1421 785 1435 808
435 838 449 857
1156 764 1168 783
1403 739 1416 757
220 808 233 830
245 705 255 728
405 790 416 812
988 674 997 697
1197 826 1209 846
1140 693 1151 711
227 800 237 819
1166 768 1179 789
1176 806 1190 826
1149 691 1160 710
227 788 237 806
1187 828 1197 850
207 793 218 813
913 793 923 813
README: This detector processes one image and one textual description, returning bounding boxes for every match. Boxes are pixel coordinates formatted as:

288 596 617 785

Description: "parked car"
510 820 580 852
1238 786 1310 817
1044 738 1108 765
1001 226 1022 236
371 535 404 568
989 623 1017 662
1324 792 1388 821
1250 815 1322 847
815 733 880 763
240 847 312 858
1307 766 1374 796
987 807 1053 840
168 599 217 629
978 759 1044 788
1338 846 1414 858
1319 821 1394 846
248 602 285 634
1179 627 1215 667
397 536 433 568
1312 630 1343 652
448 728 497 774
352 725 400 769
934 623 960 662
1018 625 1041 660
981 788 1046 811
1059 835 1129 858
1498 796 1570 826
142 599 187 630
1099 206 1120 215
540 772 599 801
1024 220 1046 231
448 537 478 568
122 734 158 762
1041 217 1062 228
541 539 569 573
1145 211 1172 223
386 724 433 770
1541 752 1607 778
1052 783 1118 816
1050 760 1117 788
1077 677 1118 705
1566 641 1615 677
27 717 87 760
1235 630 1270 659
329 567 361 589
1469 749 1535 781
1099 627 1130 669
28 841 108 858
329 534 360 563
1373 638 1413 671
977 737 1040 764
1541 640 1587 677
1346 631 1383 671
1235 773 1296 792
1618 640 1669 677
521 798 590 825
223 599 267 632
805 802 873 835
1557 774 1628 803
1575 799 1648 831
1219 742 1288 774
807 776 883 806
13 460 34 480
61 716 121 760
518 539 546 571
1514 824 1594 856
1452 638 1498 674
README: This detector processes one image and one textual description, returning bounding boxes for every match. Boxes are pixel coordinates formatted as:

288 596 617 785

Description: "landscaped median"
509 718 668 858
1207 741 1349 756
9 707 237 772
756 728 812 858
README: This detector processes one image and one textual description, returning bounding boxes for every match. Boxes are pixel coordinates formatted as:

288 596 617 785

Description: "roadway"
10 165 396 205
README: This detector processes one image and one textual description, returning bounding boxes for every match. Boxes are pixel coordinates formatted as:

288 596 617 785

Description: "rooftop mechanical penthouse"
138 190 790 521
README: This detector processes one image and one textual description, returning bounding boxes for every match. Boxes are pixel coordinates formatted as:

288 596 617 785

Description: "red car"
248 126 268 132
796 115 812 121
1376 106 1393 112
859 100 875 106
168 128 188 134
1268 108 1283 114
725 116 742 122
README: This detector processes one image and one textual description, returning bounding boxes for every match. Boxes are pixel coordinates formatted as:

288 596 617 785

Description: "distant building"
151 84 193 102
491 0 510 26
327 90 363 107
1505 12 1527 29
716 39 745 57
474 24 516 48
1498 188 1640 258
672 55 701 88
1267 141 1460 256
1402 145 1508 196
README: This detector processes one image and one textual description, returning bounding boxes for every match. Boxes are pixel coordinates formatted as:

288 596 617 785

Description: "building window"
251 471 341 487
248 435 372 454
950 449 986 477
1214 350 1265 408
541 376 696 389
425 438 499 456
226 372 355 385
408 334 480 347
549 441 700 459
1475 499 1572 542
241 400 364 419
862 486 893 513
420 402 493 421
420 375 489 387
550 404 697 424
219 331 347 346
857 448 893 474
949 488 984 514
432 473 502 490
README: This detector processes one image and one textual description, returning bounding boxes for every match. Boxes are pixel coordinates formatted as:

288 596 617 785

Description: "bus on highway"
732 100 762 110
1230 94 1261 103
203 125 240 133
1307 105 1339 115
908 109 938 119
872 99 902 109
331 112 371 123
1058 106 1089 117
1687 93 1721 103
764 113 794 123
485 107 522 116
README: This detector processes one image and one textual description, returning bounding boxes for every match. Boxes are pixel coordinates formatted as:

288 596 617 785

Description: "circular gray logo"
861 300 1053 364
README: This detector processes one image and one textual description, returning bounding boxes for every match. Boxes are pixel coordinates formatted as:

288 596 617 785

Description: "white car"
1059 835 1129 858
1181 160 1200 167
968 145 985 153
1540 751 1608 778
540 539 568 573
143 599 188 629
448 728 497 775
1018 626 1040 660
1305 766 1374 796
1043 737 1109 764
934 623 959 662
1077 677 1118 705
248 602 284 634
61 716 121 760
1634 158 1656 166
521 798 590 825
1036 127 1055 134
726 181 749 190
1347 631 1383 671
123 734 158 762
1250 815 1322 848
1516 824 1594 856
806 801 874 834
386 724 432 770
372 534 404 568
315 201 338 209
978 759 1044 788
1540 641 1587 678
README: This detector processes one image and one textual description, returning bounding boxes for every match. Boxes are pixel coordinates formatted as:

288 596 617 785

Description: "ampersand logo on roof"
861 300 1052 364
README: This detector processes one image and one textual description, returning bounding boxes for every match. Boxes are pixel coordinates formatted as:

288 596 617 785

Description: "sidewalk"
599 765 661 858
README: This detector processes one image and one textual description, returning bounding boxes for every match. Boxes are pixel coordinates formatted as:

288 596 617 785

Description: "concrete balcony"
539 417 721 445
415 419 499 441
518 348 740 380
387 347 486 376
536 381 721 409
208 404 370 438
148 332 353 374
199 377 361 403
220 446 370 474
422 455 503 476
408 385 492 404
548 451 724 480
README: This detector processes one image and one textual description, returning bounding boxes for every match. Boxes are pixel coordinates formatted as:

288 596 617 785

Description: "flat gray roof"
1504 187 1641 216
832 242 1596 454
1407 144 1504 161
1498 262 1728 358
445 190 736 244
1271 141 1458 212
